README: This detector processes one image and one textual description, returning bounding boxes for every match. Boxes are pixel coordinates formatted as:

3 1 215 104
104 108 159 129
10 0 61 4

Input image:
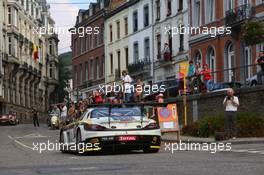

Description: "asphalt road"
0 124 264 175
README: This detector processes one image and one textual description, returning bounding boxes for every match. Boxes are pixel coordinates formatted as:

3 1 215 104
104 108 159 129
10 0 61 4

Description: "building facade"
0 0 59 122
105 0 155 83
153 0 189 82
189 0 264 83
71 0 110 100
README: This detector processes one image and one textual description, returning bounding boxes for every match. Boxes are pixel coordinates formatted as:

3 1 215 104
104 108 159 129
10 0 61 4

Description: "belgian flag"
33 44 39 61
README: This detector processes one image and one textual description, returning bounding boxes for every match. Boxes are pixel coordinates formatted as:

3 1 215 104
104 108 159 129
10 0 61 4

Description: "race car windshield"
91 107 143 118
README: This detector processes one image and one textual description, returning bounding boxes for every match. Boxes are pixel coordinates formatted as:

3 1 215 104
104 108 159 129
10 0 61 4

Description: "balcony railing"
225 4 252 26
127 59 151 76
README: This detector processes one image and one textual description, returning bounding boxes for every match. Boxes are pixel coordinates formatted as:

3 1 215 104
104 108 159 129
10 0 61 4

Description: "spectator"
201 64 213 92
187 60 195 78
60 103 67 126
94 90 104 104
255 51 264 85
122 70 133 103
135 79 144 102
163 43 172 61
32 108 39 127
68 102 76 121
223 88 239 139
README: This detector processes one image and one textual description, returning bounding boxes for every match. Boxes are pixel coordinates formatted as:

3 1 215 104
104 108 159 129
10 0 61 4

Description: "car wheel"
60 132 67 153
143 146 159 153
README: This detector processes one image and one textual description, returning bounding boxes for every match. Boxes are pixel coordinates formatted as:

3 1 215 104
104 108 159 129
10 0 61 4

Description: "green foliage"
53 53 71 103
182 112 264 138
242 20 264 46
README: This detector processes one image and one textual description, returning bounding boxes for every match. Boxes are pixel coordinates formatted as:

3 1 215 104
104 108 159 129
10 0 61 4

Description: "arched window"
206 47 216 81
193 50 202 68
225 42 235 82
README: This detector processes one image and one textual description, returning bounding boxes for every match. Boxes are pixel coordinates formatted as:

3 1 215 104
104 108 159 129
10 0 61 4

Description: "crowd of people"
187 61 213 94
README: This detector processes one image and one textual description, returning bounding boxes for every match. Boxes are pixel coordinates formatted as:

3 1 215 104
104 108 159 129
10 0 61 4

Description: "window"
8 36 12 55
101 56 105 78
144 38 150 61
225 42 235 82
8 7 11 25
109 25 113 42
256 0 264 5
49 40 53 55
14 8 18 27
193 0 201 26
79 64 82 85
179 25 184 52
117 51 121 77
26 0 29 11
110 54 113 74
194 51 202 67
156 0 160 21
14 37 18 58
178 0 183 11
144 5 149 27
74 66 78 85
81 36 85 53
125 47 129 69
74 38 77 56
96 58 99 79
156 34 161 59
206 0 215 23
133 11 138 32
245 47 252 79
85 62 88 81
116 21 120 39
206 47 216 81
167 0 172 16
225 0 234 12
94 34 98 47
90 60 94 80
124 17 128 35
133 42 139 63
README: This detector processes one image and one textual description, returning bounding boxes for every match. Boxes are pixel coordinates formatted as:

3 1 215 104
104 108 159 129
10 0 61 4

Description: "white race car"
59 107 161 154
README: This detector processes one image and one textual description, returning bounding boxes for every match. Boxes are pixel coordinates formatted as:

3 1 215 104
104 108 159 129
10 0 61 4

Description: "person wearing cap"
201 64 213 92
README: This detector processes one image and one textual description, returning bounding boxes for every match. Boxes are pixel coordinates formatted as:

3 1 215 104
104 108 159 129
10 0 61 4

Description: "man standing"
223 88 239 139
122 70 133 103
32 109 39 127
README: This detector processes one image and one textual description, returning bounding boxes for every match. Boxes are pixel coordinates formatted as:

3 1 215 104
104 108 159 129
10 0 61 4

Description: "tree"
242 20 264 46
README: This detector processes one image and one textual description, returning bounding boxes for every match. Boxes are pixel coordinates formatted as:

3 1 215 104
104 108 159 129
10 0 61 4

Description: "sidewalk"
161 133 264 145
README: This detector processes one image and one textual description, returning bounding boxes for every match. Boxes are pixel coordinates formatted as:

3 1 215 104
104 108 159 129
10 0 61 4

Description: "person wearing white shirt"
223 88 239 139
122 70 133 102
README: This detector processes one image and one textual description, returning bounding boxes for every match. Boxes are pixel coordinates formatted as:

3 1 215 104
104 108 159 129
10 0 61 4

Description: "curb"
161 139 264 145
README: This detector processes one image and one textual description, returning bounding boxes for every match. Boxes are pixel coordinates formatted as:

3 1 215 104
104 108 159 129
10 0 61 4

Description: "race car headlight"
84 124 106 131
144 123 159 129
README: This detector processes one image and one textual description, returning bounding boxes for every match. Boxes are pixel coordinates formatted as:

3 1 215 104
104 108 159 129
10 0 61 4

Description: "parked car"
144 79 184 101
0 113 19 125
212 82 242 92
59 107 161 154
246 75 258 86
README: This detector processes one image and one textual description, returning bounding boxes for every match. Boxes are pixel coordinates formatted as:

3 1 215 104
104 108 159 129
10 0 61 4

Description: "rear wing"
87 102 171 127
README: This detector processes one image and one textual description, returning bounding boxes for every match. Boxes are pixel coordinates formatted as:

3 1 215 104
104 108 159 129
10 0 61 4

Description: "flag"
33 44 39 61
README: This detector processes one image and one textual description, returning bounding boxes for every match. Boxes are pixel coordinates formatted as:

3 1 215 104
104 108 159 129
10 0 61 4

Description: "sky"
47 0 96 54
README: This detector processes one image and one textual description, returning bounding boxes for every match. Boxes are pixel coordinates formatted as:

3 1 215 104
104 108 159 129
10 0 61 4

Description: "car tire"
143 146 159 153
60 131 67 153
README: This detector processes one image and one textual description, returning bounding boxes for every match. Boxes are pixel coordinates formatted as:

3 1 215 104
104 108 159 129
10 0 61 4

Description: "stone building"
0 0 59 122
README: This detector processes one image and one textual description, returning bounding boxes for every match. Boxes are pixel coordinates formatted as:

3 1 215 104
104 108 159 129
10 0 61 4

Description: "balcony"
225 4 252 27
127 60 151 77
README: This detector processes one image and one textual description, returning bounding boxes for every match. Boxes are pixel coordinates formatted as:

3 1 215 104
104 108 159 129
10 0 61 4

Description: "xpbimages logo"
98 82 166 95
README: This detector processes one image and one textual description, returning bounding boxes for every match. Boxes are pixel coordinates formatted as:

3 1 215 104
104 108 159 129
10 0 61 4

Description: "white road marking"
15 133 49 139
8 135 34 150
69 167 97 171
